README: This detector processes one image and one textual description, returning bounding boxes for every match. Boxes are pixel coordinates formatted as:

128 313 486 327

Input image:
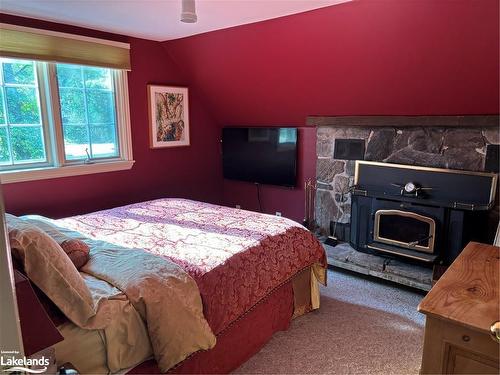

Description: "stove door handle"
408 234 434 247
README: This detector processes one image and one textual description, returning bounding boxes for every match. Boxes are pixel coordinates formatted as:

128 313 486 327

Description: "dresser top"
418 242 499 333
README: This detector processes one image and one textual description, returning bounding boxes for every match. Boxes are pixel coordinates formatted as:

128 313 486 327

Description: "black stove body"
350 161 497 265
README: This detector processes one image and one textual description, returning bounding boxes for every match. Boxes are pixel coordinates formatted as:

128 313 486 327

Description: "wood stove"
350 161 497 265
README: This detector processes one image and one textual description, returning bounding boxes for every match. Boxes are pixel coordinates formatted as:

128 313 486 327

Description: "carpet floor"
234 268 426 374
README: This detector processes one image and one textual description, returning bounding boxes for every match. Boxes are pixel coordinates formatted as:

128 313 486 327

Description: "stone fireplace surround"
310 115 499 289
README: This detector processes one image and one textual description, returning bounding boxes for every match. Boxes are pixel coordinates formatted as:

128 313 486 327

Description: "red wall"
1 15 222 218
163 0 499 221
2 0 499 222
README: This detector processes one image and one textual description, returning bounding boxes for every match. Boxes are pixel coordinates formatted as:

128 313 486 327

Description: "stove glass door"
374 210 436 253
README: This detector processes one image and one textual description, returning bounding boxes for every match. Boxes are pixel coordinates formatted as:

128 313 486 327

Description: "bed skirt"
127 266 318 374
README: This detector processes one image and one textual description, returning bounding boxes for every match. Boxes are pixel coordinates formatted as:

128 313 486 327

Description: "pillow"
6 214 108 329
60 240 89 269
21 217 90 269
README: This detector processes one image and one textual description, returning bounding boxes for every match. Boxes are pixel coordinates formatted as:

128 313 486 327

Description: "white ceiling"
1 0 351 41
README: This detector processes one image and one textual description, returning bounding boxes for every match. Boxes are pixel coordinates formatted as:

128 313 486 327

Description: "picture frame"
148 85 190 148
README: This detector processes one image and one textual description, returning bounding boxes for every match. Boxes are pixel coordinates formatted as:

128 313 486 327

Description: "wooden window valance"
0 23 131 70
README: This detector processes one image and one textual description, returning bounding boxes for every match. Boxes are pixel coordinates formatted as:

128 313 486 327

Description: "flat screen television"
222 127 298 187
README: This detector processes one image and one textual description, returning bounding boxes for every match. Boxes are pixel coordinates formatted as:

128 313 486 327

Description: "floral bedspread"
57 198 326 334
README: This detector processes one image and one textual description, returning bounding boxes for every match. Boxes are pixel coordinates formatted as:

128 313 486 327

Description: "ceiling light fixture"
181 0 197 23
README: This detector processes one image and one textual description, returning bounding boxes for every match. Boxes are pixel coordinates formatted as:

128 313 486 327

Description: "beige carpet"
234 268 426 374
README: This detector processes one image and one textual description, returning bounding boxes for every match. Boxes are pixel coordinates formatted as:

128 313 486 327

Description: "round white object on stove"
404 182 416 193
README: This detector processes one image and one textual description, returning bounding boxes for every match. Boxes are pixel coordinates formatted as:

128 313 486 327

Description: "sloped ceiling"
0 0 350 41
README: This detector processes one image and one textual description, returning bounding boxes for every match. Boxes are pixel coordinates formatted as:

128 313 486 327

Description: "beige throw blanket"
25 216 216 373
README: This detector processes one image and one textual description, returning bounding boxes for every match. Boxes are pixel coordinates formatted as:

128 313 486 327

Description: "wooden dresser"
418 242 499 374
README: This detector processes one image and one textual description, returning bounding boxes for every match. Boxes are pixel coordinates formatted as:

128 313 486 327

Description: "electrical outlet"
275 212 282 216
235 205 241 209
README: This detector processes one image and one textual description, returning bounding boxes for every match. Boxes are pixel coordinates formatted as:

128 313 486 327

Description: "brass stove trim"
366 244 435 263
354 160 498 207
374 209 436 253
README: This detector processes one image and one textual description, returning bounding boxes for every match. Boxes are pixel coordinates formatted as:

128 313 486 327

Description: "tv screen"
222 127 298 187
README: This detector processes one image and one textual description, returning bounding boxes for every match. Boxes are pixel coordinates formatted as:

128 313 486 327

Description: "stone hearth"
323 241 433 291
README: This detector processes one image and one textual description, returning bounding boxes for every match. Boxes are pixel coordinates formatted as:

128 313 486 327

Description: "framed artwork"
148 85 190 148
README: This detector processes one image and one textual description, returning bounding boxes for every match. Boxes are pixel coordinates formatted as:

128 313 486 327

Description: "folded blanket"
24 216 216 373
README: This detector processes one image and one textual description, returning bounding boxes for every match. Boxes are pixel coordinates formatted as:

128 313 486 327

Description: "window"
0 57 133 183
57 64 119 161
0 59 46 167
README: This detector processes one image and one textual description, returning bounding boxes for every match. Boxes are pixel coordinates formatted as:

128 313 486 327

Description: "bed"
11 198 326 374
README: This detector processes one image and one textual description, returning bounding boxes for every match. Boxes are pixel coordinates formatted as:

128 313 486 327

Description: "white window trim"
114 70 134 163
0 68 134 184
0 159 135 184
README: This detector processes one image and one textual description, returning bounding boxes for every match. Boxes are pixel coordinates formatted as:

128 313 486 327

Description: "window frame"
0 60 52 171
0 59 134 184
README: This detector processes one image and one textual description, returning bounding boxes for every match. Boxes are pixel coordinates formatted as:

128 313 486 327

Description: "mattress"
56 198 327 335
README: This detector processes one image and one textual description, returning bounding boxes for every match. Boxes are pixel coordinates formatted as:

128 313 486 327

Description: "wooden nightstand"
418 242 499 374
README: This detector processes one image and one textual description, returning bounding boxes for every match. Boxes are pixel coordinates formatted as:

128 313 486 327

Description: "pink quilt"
57 199 326 334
